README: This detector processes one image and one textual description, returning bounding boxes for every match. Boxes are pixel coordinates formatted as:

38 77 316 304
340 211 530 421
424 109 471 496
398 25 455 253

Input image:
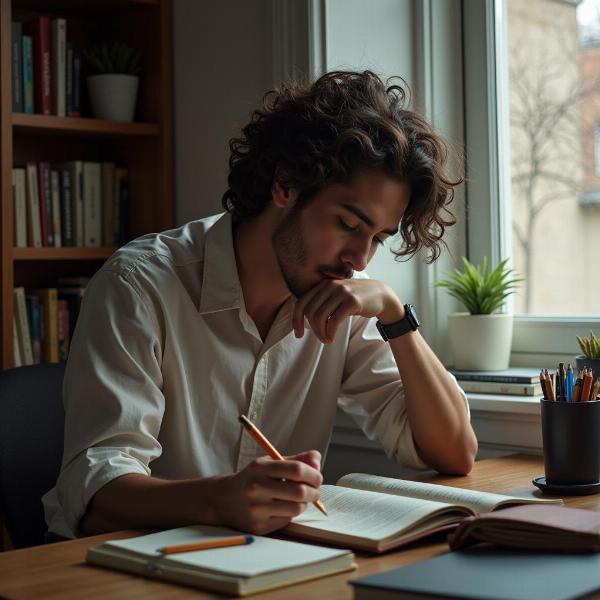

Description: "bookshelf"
0 0 174 370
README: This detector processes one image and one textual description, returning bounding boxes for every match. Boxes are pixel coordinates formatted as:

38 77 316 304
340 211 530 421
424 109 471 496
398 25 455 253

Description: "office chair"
0 362 66 549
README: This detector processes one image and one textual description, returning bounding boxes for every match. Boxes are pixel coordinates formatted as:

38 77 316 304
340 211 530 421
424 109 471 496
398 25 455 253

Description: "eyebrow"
340 203 399 236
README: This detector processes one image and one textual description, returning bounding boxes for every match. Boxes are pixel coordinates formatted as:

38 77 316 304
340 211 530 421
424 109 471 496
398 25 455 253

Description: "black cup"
541 399 600 485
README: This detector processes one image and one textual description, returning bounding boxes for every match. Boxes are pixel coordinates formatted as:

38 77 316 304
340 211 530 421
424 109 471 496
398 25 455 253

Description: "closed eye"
338 218 359 232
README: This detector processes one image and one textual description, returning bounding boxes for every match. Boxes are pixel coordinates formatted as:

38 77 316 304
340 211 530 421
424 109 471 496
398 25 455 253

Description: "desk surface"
2 454 599 600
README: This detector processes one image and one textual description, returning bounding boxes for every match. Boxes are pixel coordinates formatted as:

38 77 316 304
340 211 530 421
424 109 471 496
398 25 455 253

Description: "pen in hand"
238 414 328 516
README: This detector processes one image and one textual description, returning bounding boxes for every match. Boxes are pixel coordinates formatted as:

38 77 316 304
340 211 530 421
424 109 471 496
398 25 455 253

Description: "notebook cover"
351 548 600 600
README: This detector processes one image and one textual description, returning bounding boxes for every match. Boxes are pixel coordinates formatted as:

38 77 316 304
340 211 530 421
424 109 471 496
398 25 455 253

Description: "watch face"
406 304 420 329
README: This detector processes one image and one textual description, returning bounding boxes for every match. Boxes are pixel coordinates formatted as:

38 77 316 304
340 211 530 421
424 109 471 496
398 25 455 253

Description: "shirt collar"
198 212 243 314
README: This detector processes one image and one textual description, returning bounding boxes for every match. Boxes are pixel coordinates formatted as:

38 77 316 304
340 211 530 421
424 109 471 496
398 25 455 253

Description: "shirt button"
251 410 258 421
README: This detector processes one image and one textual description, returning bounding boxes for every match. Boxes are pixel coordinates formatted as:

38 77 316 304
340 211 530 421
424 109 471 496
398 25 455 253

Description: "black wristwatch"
376 303 420 341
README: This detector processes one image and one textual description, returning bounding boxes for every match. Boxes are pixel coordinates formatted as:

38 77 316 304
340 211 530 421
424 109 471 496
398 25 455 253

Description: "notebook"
350 548 600 600
86 525 356 596
284 472 562 552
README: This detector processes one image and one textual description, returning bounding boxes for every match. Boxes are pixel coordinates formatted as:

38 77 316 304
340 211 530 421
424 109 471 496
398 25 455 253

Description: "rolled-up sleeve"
338 315 469 470
54 269 165 535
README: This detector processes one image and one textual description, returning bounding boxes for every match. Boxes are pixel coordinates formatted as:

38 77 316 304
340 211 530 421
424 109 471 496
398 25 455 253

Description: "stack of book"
449 367 543 397
12 162 128 249
11 16 81 116
13 277 89 367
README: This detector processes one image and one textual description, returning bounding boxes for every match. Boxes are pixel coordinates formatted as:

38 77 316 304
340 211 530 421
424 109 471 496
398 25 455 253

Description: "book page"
287 484 470 542
336 473 561 514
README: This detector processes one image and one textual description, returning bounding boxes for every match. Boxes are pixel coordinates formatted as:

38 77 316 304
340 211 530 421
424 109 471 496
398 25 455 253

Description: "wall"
173 0 274 224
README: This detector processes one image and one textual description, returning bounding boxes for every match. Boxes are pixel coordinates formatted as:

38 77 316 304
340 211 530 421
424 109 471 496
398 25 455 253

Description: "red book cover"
24 16 52 115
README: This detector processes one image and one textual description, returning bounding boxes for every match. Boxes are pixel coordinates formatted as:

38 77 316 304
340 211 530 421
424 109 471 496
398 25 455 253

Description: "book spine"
71 52 81 117
66 42 73 116
115 168 129 246
51 169 62 247
35 288 59 363
60 167 73 246
57 299 69 361
14 287 33 365
26 294 42 363
453 374 537 384
101 163 115 246
13 315 22 367
25 16 52 115
65 161 84 246
25 162 42 247
12 168 27 248
12 22 23 112
458 381 540 396
22 35 34 114
83 162 101 247
52 18 66 117
38 162 52 246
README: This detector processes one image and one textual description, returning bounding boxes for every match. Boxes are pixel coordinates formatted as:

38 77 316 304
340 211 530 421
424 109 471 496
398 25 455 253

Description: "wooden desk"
2 455 599 600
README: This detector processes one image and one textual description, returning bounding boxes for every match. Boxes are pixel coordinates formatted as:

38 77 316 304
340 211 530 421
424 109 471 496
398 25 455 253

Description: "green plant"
577 331 600 359
435 257 523 315
83 41 142 76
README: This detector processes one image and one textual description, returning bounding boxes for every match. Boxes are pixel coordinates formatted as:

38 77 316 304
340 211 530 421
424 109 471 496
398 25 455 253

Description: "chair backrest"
0 363 66 549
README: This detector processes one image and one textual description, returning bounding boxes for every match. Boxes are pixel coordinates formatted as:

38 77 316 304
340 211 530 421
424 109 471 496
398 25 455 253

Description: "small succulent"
577 331 600 359
83 41 142 76
435 257 523 315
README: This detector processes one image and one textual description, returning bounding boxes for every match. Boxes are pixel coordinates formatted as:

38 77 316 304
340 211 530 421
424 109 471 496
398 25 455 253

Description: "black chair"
0 362 66 549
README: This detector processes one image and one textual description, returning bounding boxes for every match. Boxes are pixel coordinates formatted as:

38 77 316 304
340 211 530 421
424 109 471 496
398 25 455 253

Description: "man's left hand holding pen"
213 450 324 535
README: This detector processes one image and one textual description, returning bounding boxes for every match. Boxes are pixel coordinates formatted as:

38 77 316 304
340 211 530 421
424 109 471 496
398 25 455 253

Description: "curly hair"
222 70 462 262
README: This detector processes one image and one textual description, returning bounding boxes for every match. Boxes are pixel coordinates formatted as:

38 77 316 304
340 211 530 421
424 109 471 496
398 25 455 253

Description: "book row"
12 279 88 367
12 162 128 249
11 16 81 116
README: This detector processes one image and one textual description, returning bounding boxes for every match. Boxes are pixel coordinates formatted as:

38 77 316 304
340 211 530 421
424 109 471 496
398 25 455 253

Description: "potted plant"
576 331 600 376
436 257 523 371
83 41 142 122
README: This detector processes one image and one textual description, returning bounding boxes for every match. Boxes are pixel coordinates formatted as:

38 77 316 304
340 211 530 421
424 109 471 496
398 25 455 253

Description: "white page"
336 473 561 514
102 525 349 577
288 485 467 541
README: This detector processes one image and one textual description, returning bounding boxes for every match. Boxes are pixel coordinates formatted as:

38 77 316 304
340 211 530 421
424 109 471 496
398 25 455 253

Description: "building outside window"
505 0 600 317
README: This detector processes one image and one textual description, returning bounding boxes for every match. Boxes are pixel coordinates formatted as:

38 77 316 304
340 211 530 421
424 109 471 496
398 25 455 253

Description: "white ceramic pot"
87 74 139 122
448 312 514 371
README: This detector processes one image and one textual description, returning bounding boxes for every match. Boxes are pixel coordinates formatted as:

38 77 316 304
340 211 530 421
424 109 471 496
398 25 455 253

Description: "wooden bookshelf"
0 0 174 369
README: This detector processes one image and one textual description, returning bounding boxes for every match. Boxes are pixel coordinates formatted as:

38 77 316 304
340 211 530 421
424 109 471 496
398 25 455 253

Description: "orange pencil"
161 535 254 555
581 368 593 402
239 414 328 516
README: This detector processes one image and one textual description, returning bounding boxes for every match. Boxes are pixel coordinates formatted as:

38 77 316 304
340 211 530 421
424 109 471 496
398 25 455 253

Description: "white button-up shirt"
43 212 466 538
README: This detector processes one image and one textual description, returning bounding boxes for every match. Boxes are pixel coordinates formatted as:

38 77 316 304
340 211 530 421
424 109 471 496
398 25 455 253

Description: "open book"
284 473 562 553
86 525 356 596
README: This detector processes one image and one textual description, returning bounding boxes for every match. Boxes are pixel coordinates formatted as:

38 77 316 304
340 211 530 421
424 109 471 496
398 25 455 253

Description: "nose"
339 238 371 272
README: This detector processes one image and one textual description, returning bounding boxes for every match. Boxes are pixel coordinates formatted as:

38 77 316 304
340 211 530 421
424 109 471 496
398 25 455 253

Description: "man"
43 71 477 539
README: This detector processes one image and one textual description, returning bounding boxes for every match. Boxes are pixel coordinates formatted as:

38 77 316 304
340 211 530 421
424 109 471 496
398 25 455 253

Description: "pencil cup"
541 399 600 485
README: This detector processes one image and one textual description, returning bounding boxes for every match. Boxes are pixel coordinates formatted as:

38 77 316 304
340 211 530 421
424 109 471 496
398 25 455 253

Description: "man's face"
272 170 410 297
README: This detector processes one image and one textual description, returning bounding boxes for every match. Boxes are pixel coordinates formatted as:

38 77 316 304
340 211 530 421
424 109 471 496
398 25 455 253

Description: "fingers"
288 449 322 471
292 282 324 339
253 456 323 488
254 478 319 504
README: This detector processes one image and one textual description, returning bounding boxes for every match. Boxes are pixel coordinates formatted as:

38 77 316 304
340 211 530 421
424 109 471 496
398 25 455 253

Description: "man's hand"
215 451 323 535
293 278 403 344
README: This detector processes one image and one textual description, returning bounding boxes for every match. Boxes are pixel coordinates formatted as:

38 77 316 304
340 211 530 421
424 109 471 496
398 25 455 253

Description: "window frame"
462 0 600 365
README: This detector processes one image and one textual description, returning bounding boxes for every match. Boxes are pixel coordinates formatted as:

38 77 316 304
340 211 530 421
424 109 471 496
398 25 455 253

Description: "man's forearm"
385 325 478 474
79 473 225 535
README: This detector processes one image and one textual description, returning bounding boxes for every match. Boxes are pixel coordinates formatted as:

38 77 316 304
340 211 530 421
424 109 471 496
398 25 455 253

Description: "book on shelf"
12 16 84 117
284 473 562 553
25 294 42 364
22 34 34 114
25 162 42 247
57 299 70 361
33 288 59 363
457 380 543 396
13 287 33 366
52 18 67 117
60 167 73 246
350 548 600 600
24 16 52 115
449 367 541 384
50 169 62 247
13 315 22 368
11 22 23 112
86 525 356 597
102 162 116 246
12 168 27 248
38 162 53 246
83 162 102 247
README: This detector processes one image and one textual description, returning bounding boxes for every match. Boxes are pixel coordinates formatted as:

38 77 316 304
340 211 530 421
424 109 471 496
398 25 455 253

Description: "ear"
271 167 299 208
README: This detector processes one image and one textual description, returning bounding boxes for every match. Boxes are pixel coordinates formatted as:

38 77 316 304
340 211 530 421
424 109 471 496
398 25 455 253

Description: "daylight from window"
507 0 600 316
